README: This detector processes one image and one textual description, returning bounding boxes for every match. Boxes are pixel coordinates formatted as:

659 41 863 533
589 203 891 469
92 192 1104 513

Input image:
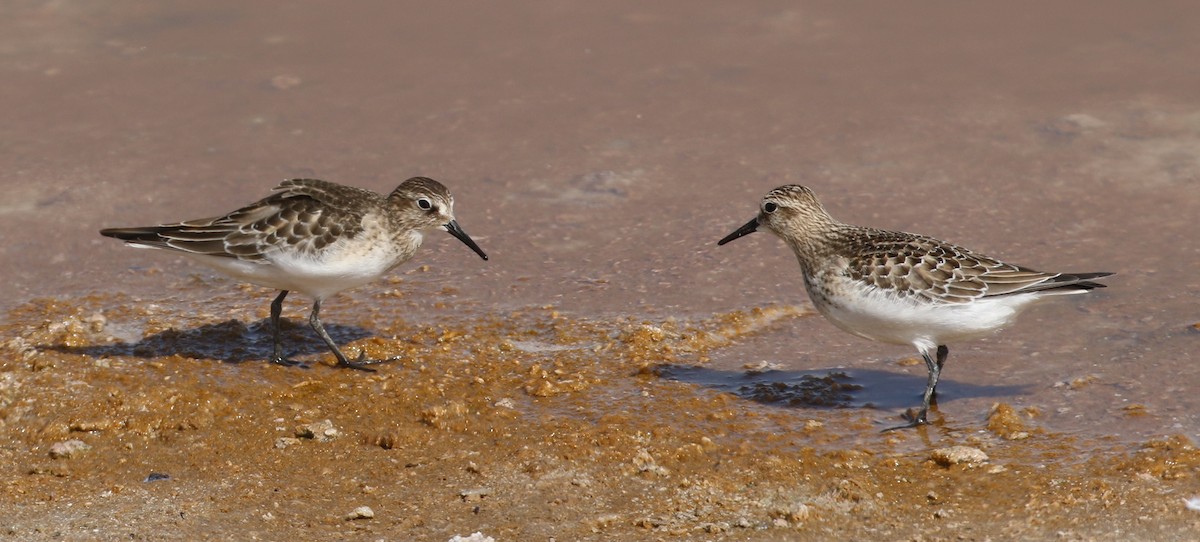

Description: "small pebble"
459 488 491 502
930 446 988 466
344 506 374 520
70 420 111 432
49 439 91 459
1061 113 1105 129
785 504 810 522
270 74 302 90
448 533 495 542
143 472 170 482
587 513 622 533
632 449 669 476
295 420 338 441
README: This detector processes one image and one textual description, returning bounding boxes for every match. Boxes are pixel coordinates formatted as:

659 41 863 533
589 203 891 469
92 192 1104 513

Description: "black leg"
267 290 306 367
882 345 946 432
307 299 398 372
930 344 949 397
915 346 944 423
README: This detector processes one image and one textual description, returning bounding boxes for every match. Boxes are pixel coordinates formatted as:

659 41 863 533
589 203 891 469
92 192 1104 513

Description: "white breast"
806 275 1043 350
184 229 423 300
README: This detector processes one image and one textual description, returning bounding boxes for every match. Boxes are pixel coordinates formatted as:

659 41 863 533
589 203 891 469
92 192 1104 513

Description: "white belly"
806 277 1036 350
185 231 421 300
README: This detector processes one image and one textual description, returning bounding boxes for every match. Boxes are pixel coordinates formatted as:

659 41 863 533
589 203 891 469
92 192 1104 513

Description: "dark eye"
763 202 778 213
417 198 433 210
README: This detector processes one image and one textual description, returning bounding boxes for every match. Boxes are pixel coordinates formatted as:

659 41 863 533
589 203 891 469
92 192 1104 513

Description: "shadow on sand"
653 363 1030 412
45 318 374 365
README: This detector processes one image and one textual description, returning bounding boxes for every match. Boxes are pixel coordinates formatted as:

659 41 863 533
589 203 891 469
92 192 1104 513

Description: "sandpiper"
101 176 488 371
718 185 1111 429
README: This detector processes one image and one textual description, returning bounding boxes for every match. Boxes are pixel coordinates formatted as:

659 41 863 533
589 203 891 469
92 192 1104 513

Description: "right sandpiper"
717 185 1112 430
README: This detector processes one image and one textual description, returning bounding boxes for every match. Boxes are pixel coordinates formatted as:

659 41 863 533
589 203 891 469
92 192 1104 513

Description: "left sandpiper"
100 176 488 371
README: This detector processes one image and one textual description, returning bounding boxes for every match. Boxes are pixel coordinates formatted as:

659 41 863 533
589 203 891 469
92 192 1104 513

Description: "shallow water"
3 2 1200 539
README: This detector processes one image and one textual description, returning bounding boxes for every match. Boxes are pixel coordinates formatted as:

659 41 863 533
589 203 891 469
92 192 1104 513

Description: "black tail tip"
99 227 157 242
1067 272 1114 291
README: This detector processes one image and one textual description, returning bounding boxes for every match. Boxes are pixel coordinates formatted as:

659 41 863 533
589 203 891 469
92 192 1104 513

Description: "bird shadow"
45 318 373 365
652 363 1030 412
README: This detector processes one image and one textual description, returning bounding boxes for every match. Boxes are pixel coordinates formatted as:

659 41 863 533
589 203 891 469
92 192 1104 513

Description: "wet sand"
3 1 1200 540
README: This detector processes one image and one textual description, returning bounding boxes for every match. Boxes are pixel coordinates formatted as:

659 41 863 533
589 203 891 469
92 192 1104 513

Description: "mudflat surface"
2 1 1200 540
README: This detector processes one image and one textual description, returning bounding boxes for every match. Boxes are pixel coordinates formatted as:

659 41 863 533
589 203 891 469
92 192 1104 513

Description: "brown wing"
99 179 379 260
844 229 1091 304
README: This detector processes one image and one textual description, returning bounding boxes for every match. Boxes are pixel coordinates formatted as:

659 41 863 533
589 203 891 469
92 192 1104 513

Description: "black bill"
444 220 489 260
717 217 759 246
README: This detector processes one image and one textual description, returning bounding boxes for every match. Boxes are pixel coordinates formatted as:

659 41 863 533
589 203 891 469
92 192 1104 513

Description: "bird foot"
880 407 930 432
269 355 310 369
332 351 402 372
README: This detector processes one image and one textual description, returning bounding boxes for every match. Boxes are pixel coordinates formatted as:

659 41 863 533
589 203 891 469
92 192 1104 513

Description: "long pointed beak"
717 217 759 246
444 220 488 260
